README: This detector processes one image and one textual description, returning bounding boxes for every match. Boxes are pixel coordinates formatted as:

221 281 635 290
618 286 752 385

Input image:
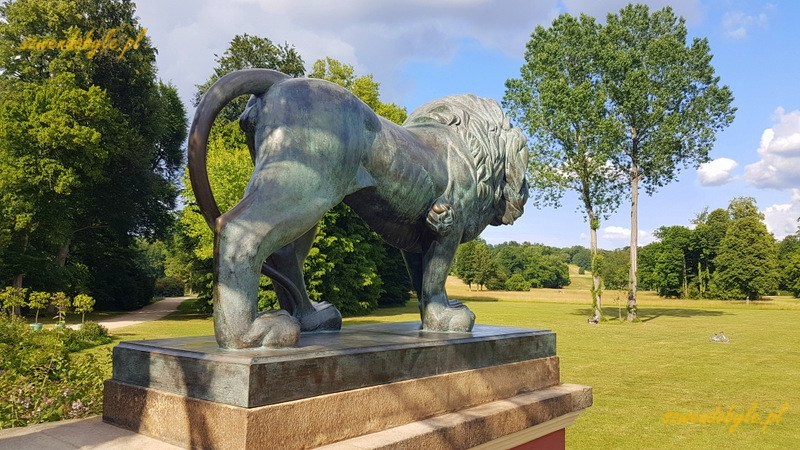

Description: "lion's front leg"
420 238 476 332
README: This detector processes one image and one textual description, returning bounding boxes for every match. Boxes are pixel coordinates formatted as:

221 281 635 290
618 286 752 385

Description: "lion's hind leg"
267 226 343 332
213 167 347 348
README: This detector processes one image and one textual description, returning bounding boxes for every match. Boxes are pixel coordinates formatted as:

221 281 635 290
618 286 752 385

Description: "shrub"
62 322 112 352
505 274 531 291
0 314 110 429
154 277 185 297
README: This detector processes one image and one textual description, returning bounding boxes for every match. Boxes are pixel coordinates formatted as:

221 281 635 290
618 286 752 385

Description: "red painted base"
511 428 565 450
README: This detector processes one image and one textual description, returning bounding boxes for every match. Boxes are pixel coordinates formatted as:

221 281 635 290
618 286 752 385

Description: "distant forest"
453 197 800 300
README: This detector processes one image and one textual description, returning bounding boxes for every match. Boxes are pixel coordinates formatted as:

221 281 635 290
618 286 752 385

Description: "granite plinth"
111 322 555 408
103 357 574 449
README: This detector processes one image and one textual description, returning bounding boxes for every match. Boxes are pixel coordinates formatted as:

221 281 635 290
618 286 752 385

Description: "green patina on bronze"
188 69 529 348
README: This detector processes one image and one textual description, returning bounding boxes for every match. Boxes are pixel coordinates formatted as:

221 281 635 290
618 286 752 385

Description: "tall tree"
598 5 735 318
691 207 729 297
0 0 186 308
193 34 305 122
651 226 693 297
713 198 778 301
504 13 625 322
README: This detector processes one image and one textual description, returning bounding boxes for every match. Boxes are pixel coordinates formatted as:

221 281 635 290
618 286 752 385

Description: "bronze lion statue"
188 69 528 349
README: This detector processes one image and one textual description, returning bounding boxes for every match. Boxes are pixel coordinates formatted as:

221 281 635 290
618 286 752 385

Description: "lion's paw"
421 302 476 332
299 301 343 332
425 200 454 236
239 310 301 348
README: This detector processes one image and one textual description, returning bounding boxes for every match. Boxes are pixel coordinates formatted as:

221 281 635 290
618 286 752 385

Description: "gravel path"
70 296 193 330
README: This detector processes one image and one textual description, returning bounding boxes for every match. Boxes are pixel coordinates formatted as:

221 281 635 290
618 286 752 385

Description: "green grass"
105 289 800 449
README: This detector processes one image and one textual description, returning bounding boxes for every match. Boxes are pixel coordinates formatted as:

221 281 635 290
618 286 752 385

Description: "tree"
598 5 736 318
777 232 800 294
505 273 530 291
307 58 411 310
27 291 49 324
784 249 800 298
0 286 27 315
691 208 729 297
50 291 70 324
0 73 119 294
504 13 624 323
713 198 778 301
598 248 629 290
454 240 480 289
193 34 305 122
651 226 693 297
310 58 407 124
72 293 95 324
0 0 187 309
453 239 499 290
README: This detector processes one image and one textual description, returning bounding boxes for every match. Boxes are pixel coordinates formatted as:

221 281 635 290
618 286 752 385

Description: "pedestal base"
103 323 591 449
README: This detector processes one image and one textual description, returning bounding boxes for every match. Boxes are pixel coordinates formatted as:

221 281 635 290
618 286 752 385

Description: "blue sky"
136 0 800 249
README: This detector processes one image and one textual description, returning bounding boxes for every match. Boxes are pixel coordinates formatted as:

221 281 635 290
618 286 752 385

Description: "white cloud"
134 0 561 107
601 226 654 245
745 107 800 189
134 0 706 112
722 7 771 39
697 157 738 186
763 189 800 240
562 0 701 23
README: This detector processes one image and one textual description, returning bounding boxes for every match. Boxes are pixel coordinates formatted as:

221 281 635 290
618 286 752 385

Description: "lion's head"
405 94 529 226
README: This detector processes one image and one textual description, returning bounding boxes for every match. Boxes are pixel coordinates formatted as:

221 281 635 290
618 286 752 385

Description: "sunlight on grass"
107 284 800 448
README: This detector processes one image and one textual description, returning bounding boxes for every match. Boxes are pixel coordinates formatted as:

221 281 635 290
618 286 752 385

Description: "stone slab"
103 357 562 449
0 416 180 450
317 384 591 450
111 322 555 407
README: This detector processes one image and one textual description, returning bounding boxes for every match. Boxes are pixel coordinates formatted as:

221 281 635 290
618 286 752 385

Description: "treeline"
638 197 798 300
451 196 800 302
565 197 800 300
453 240 570 291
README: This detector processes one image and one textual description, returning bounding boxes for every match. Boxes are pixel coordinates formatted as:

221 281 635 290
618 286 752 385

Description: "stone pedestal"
103 322 591 449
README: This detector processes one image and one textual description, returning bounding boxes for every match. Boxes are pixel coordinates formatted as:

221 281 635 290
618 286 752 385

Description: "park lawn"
106 285 800 449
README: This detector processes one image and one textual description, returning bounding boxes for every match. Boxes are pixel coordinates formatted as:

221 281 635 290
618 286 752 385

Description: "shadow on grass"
572 306 730 322
451 296 500 303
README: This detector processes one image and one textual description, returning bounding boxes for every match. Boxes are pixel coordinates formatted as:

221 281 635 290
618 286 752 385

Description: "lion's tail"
188 69 308 304
188 68 289 230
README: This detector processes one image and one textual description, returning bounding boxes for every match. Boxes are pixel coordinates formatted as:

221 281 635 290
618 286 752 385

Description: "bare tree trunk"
682 256 688 298
11 230 29 316
11 273 23 316
628 166 639 321
589 216 602 323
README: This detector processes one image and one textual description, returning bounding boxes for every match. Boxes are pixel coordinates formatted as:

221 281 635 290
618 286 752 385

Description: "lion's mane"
405 94 529 225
